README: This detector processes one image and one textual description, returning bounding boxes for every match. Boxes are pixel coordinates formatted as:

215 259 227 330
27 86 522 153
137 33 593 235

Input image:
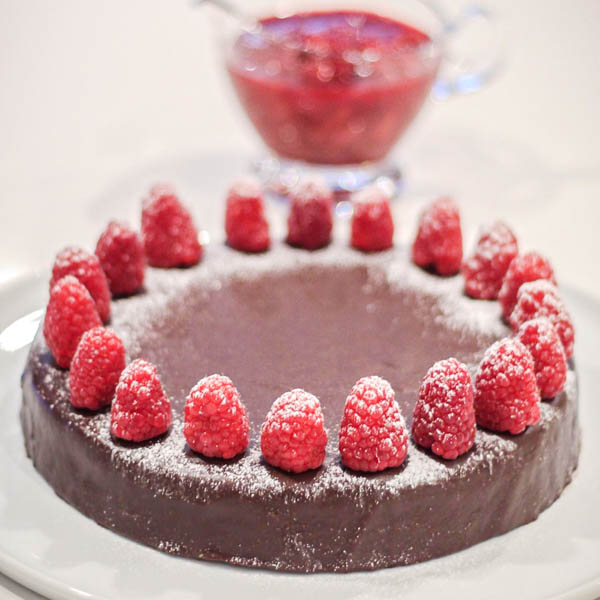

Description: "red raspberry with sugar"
142 184 202 268
412 197 463 275
69 327 126 410
184 374 250 459
339 376 408 472
509 279 574 358
498 251 556 319
287 176 333 250
474 338 540 434
50 246 111 323
110 359 172 442
516 317 567 399
225 175 270 253
43 276 102 368
350 186 394 252
462 221 519 299
95 221 146 296
261 389 328 473
412 358 476 460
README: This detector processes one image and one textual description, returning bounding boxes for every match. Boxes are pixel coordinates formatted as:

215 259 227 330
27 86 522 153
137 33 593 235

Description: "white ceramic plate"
1 275 599 600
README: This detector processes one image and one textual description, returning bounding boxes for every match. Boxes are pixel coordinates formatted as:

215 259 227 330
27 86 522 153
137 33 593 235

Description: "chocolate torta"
21 242 580 572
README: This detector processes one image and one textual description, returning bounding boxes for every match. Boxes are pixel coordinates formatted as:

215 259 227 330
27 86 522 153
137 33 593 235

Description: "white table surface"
1 1 599 598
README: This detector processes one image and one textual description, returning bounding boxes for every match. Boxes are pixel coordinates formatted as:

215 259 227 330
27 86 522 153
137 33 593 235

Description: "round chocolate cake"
21 242 579 572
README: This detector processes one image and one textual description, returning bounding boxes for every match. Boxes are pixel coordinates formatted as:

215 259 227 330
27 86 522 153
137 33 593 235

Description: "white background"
1 0 599 597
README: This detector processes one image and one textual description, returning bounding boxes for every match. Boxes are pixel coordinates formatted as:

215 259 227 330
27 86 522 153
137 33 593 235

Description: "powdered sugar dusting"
228 174 263 199
289 175 333 204
352 184 391 205
385 255 507 339
25 239 576 505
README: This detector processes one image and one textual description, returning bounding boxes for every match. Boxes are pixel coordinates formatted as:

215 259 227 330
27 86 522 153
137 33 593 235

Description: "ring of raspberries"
41 181 574 470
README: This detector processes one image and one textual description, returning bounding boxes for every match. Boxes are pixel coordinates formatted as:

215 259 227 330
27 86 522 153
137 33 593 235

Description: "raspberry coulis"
228 11 439 165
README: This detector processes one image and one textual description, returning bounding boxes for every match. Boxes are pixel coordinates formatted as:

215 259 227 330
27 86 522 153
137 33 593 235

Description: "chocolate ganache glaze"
21 242 580 572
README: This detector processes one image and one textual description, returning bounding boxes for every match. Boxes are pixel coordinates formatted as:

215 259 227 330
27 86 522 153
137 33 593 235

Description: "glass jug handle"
432 3 503 99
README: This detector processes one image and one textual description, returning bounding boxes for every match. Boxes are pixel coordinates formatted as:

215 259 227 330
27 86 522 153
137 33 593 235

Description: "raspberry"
412 197 462 275
509 280 574 358
225 176 270 253
69 327 126 410
110 359 172 442
474 338 540 434
412 358 476 460
50 246 111 323
43 276 102 368
184 374 250 459
286 176 333 250
350 186 394 252
339 376 408 472
260 389 328 473
462 221 519 299
498 251 556 319
95 221 145 296
142 184 202 268
516 318 567 399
